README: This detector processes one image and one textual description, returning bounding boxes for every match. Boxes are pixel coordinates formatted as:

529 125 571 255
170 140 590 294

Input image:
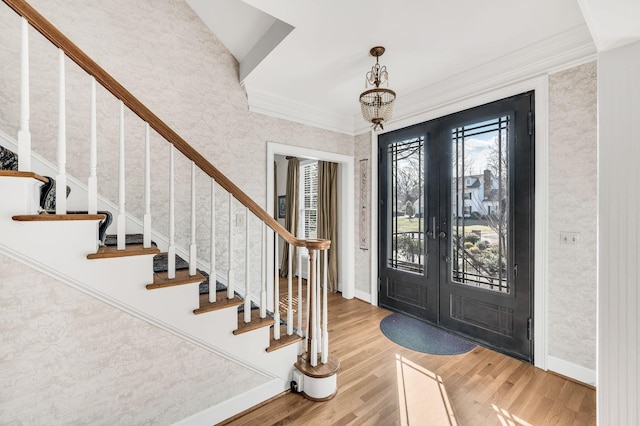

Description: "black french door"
378 92 534 362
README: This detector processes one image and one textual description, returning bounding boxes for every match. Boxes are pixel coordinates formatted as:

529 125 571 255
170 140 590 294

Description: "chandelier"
359 46 396 131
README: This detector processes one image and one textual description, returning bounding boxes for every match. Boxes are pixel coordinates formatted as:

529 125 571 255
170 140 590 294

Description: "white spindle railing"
227 193 234 299
167 145 176 279
273 233 280 340
55 49 67 215
116 101 125 249
305 254 310 349
87 77 97 215
142 123 151 248
287 244 293 336
297 251 303 338
322 249 329 363
260 225 267 318
189 161 197 276
209 180 216 303
17 17 30 172
309 250 318 367
243 208 251 323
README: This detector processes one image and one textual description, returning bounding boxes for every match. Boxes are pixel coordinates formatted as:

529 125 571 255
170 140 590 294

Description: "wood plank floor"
224 291 596 426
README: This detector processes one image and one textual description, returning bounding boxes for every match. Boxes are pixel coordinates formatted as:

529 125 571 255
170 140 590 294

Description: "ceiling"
185 0 639 135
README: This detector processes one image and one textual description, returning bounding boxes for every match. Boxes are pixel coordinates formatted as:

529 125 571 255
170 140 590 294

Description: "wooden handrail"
3 0 330 251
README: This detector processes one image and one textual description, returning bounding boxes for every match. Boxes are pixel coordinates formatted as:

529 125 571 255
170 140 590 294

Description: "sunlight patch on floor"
395 354 457 426
492 403 533 426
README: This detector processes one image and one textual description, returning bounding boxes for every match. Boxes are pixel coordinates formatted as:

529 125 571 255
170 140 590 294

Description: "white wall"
597 40 640 426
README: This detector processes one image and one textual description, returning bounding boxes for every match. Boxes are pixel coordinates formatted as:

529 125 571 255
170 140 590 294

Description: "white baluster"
227 193 234 299
189 162 197 276
310 249 318 367
56 49 67 215
273 231 280 340
316 252 322 353
87 77 97 215
167 145 176 279
298 251 303 338
116 101 125 249
143 123 151 248
18 18 31 172
209 180 216 304
260 224 267 318
287 244 293 335
322 249 329 364
243 208 251 323
305 254 310 350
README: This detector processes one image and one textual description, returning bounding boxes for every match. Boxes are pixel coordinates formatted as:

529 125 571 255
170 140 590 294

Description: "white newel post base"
293 353 339 401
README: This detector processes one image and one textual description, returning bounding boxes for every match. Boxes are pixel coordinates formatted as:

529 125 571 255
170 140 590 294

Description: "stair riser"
0 177 43 216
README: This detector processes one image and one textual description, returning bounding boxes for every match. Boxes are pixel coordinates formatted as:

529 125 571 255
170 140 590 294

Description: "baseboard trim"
174 378 287 425
354 289 372 304
547 355 596 387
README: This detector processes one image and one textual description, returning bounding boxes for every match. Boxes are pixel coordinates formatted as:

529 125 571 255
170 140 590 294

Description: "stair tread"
193 292 244 315
233 310 275 335
0 170 48 183
87 244 160 259
14 213 106 221
267 326 303 352
147 269 206 290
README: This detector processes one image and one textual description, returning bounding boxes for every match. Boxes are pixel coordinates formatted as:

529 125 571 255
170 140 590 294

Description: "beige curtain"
280 157 299 276
317 161 338 293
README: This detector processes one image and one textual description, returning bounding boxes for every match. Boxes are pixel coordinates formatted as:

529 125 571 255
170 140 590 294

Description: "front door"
378 92 534 362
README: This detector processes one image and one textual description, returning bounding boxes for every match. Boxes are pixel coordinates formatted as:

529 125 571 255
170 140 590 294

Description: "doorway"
378 92 534 362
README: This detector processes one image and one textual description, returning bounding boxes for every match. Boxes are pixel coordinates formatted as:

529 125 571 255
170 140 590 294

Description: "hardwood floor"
224 290 596 426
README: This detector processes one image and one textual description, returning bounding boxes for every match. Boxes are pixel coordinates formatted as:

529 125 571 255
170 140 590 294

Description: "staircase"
0 0 338 423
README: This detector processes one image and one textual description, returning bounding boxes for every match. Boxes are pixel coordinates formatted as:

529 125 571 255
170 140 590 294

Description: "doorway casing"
266 142 355 307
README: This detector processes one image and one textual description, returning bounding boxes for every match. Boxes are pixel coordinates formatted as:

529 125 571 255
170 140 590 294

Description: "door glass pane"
388 138 424 274
451 117 510 292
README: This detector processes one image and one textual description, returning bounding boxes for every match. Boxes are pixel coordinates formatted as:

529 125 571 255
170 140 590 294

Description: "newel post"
293 240 339 401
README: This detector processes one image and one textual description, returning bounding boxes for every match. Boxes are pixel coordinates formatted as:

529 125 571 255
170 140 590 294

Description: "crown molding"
244 24 596 136
243 85 356 135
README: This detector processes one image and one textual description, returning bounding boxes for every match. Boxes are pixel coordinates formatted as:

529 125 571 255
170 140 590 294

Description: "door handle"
438 231 447 240
427 216 437 240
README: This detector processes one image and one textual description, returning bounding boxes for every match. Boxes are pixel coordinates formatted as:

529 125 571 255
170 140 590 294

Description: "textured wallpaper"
548 61 597 369
0 0 354 298
0 253 268 424
354 132 372 296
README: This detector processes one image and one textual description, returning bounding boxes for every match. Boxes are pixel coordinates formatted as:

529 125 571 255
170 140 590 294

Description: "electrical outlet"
560 232 580 245
235 214 245 227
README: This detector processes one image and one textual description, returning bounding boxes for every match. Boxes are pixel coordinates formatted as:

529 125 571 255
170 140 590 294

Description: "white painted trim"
174 378 287 425
369 130 379 307
0 242 276 380
547 355 596 387
354 289 371 304
266 142 355 301
245 86 355 135
367 76 550 371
